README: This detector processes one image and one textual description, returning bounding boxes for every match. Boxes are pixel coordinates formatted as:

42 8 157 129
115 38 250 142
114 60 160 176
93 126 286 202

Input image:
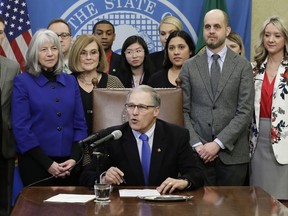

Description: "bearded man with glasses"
80 85 203 194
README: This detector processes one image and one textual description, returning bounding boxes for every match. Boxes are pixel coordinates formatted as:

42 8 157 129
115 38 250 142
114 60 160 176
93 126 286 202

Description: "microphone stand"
92 149 109 173
82 144 93 167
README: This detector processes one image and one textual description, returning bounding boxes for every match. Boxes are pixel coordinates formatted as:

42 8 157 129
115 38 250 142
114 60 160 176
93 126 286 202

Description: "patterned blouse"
250 58 288 164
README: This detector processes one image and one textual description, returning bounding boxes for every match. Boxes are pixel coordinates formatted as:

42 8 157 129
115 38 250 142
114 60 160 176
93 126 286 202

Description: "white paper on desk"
43 194 95 203
119 189 160 197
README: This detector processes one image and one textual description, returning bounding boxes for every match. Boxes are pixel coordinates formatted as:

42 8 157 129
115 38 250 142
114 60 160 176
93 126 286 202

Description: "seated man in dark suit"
80 85 203 194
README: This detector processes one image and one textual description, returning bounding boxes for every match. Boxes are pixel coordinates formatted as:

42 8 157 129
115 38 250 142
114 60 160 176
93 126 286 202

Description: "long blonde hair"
159 16 183 32
254 16 288 70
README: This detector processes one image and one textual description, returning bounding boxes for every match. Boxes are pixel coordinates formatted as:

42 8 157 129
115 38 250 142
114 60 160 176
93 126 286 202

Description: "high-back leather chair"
92 85 184 133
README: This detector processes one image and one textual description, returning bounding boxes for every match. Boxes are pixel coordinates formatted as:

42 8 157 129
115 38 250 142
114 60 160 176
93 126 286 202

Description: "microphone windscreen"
111 130 122 140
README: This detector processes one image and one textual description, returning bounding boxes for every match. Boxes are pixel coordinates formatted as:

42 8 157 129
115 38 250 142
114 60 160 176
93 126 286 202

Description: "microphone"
90 130 122 148
78 129 110 145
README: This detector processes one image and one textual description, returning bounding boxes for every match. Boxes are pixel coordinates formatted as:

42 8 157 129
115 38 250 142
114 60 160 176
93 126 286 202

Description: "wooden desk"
11 186 288 216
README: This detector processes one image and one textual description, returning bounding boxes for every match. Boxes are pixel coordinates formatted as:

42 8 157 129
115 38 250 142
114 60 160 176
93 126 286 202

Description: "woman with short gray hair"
12 29 88 186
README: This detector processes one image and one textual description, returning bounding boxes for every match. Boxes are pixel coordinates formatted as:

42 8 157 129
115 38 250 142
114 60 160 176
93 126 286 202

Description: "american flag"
0 0 32 71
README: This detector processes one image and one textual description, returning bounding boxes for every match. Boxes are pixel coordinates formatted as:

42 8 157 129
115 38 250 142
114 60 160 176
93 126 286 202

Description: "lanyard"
131 73 144 88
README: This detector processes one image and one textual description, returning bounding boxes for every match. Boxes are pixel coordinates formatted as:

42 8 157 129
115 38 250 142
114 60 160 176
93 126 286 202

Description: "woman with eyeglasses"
12 29 88 186
69 34 124 135
148 31 195 88
115 35 155 88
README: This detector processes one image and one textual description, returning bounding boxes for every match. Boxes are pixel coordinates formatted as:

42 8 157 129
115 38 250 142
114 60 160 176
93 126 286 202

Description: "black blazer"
149 50 165 72
80 119 203 188
109 52 122 75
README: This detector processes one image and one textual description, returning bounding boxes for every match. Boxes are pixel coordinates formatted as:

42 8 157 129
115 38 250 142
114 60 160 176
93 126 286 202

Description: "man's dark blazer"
109 52 122 75
80 119 203 188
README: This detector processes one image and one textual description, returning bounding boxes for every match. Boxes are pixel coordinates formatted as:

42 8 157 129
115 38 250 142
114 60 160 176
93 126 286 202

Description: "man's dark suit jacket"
80 119 203 189
109 52 122 75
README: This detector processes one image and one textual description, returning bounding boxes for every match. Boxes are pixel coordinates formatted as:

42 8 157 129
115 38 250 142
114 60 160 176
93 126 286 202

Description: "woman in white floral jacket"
250 16 288 200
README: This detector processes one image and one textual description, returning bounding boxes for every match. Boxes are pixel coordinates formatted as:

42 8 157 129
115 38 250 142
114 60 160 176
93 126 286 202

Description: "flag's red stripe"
22 31 32 45
0 46 7 57
10 39 25 71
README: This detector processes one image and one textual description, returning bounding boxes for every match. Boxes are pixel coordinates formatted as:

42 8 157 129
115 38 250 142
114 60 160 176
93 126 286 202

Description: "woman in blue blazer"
12 29 88 186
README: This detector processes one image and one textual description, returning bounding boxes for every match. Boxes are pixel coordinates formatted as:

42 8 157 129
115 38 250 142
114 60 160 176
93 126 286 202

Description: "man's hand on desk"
156 177 189 194
103 167 125 185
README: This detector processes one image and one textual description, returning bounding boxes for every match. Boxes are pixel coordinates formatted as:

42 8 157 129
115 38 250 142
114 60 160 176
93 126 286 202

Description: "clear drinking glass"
94 184 111 202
